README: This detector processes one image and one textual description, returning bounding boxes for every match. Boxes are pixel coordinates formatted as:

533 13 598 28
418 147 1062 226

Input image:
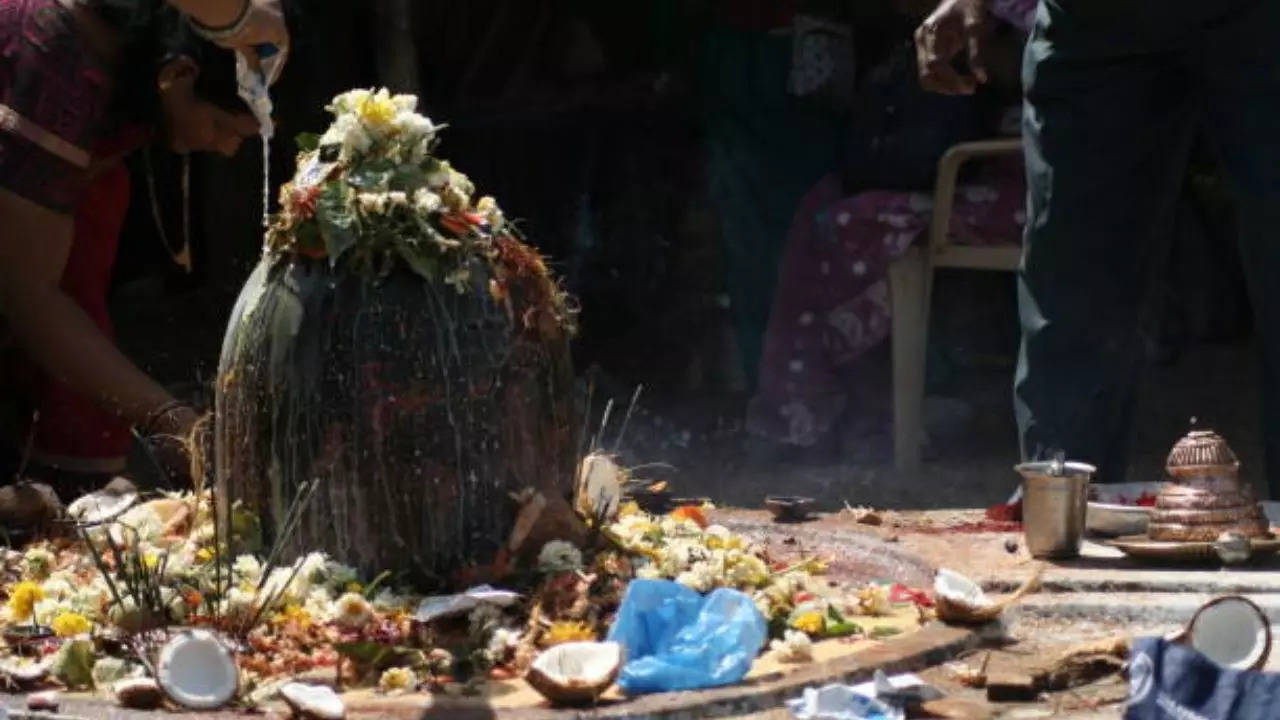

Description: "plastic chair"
888 138 1024 470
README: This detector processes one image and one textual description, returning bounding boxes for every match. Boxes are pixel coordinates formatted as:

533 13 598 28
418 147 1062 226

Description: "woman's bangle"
140 399 188 437
189 0 252 44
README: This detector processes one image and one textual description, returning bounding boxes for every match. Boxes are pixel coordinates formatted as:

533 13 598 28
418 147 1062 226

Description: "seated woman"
0 0 285 502
747 1 1031 453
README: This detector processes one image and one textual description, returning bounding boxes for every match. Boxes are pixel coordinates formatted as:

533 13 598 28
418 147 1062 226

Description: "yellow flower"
345 581 364 594
7 581 44 622
356 90 398 130
143 553 160 571
334 592 373 629
195 548 215 564
273 604 314 629
541 621 596 647
378 666 417 695
51 612 91 638
800 557 829 575
618 501 641 518
790 610 824 636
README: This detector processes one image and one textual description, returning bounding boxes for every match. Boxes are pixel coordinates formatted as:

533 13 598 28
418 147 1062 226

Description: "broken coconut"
525 641 623 706
1177 595 1272 671
934 567 1041 624
0 656 52 687
26 690 58 712
156 629 239 710
279 682 345 720
66 489 137 526
115 678 166 710
575 452 624 523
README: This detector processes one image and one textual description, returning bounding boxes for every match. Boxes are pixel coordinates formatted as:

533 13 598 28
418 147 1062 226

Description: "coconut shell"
934 566 1043 625
114 678 165 710
1176 596 1273 671
524 643 621 706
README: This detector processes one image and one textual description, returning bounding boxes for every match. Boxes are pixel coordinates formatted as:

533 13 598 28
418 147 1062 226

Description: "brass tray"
1108 533 1280 563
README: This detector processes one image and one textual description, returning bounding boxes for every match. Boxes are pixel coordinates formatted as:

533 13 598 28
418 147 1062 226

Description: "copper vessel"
1149 429 1269 542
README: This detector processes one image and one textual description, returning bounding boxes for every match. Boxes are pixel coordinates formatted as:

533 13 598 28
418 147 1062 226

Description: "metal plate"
1108 534 1280 563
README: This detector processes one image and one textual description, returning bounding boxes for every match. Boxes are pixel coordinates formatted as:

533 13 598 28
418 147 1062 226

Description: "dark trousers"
1016 0 1280 492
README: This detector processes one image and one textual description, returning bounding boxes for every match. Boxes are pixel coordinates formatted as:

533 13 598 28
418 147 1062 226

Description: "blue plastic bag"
606 579 768 694
1125 636 1280 719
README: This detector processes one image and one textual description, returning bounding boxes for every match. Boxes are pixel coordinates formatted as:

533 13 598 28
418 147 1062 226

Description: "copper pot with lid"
1149 428 1268 542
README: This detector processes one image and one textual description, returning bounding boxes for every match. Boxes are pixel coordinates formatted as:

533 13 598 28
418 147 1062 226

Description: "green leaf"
316 182 358 263
293 220 325 256
347 158 396 190
389 165 428 192
334 642 424 682
869 626 903 639
295 132 321 153
822 616 863 638
53 638 96 690
391 236 438 282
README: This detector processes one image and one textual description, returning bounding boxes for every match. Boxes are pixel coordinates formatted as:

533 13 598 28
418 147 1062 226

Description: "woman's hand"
170 0 290 83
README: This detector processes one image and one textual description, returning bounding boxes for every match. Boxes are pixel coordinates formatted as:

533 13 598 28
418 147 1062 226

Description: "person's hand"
914 0 990 95
218 0 289 84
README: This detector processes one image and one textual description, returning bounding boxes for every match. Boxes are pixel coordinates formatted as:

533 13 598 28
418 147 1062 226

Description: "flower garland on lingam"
267 88 510 290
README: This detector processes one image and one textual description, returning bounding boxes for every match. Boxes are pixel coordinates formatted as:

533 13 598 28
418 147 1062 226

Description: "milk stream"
236 51 279 229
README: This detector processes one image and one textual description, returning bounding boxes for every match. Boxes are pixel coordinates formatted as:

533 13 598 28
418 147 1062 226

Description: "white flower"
537 540 583 574
386 191 409 208
393 111 436 141
328 89 373 116
371 588 409 612
727 554 769 589
441 185 470 213
675 560 717 593
303 587 337 623
357 192 389 215
334 592 373 629
320 113 373 161
222 587 259 622
233 555 263 586
447 170 475 198
378 666 416 695
770 630 814 663
475 196 504 232
392 94 419 112
413 188 441 214
425 160 452 189
635 563 662 580
485 627 521 663
660 516 700 538
22 547 56 579
753 592 773 619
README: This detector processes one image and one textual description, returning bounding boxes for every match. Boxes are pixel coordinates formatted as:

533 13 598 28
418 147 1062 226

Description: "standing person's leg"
1015 5 1198 483
1201 0 1280 498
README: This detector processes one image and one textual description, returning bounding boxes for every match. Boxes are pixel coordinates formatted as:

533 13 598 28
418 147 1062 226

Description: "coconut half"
525 641 623 706
278 682 345 720
1186 596 1272 671
0 656 52 686
934 567 1042 624
575 453 623 522
67 490 137 526
156 629 239 710
115 678 165 710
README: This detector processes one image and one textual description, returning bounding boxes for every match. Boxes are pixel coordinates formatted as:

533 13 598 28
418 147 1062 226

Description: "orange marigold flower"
670 505 708 529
